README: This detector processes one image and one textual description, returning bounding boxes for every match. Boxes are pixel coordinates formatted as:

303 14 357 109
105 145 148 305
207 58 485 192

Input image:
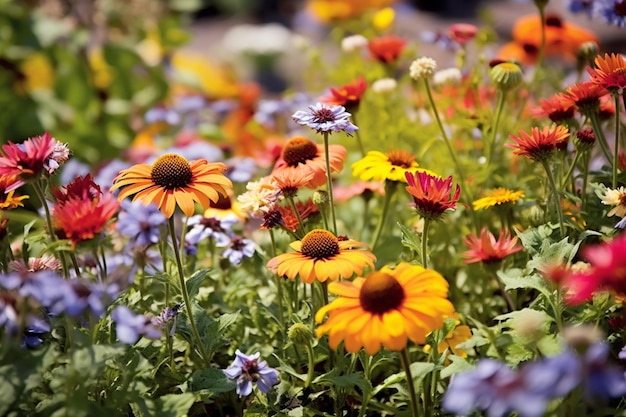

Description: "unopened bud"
288 323 313 345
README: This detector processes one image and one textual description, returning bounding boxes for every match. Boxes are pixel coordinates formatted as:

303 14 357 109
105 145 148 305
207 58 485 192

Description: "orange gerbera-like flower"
588 53 626 94
111 153 232 218
271 170 315 197
316 262 454 355
463 227 523 264
507 124 570 161
405 171 460 220
272 137 346 188
266 229 375 284
530 92 577 124
367 35 407 63
0 175 28 209
320 76 368 111
564 81 608 116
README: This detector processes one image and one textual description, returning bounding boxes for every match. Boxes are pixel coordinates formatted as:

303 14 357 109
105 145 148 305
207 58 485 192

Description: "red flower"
367 36 406 63
277 199 320 232
0 132 56 181
588 53 626 94
463 228 523 264
530 92 576 123
564 81 608 116
448 23 478 46
52 174 102 205
320 76 367 110
404 171 460 220
507 125 570 161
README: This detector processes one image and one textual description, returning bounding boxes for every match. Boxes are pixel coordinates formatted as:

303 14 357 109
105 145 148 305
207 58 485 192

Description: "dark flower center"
300 229 340 259
359 272 405 315
545 14 563 27
199 217 224 232
615 1 626 16
311 107 336 123
151 154 193 190
282 137 319 167
210 193 232 210
261 210 283 229
387 149 415 168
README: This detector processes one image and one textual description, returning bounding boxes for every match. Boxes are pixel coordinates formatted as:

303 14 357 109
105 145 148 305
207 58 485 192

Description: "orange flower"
272 137 346 188
588 53 626 94
564 81 608 116
277 199 320 232
405 171 460 220
315 262 454 355
271 170 315 197
367 35 406 63
306 0 397 23
530 92 577 123
0 175 28 210
333 181 385 203
320 76 367 111
463 228 523 264
507 124 570 161
111 154 232 218
266 229 375 284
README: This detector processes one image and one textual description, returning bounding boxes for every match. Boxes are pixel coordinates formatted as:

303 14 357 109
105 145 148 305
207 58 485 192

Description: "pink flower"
0 132 57 183
463 228 523 264
405 171 460 220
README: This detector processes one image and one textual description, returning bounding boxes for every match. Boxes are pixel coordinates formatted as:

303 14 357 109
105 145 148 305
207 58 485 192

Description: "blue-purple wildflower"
222 236 256 266
568 0 595 18
593 0 626 27
292 103 358 135
111 306 162 344
21 316 51 349
223 350 280 397
117 200 167 248
580 342 626 400
185 214 238 255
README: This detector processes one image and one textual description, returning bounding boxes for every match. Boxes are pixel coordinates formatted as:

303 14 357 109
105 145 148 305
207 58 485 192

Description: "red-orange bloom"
507 125 570 161
53 174 102 205
272 137 346 188
448 23 478 46
588 53 626 94
404 171 460 220
0 132 56 181
530 92 576 123
271 170 315 197
463 228 523 264
367 36 406 63
564 81 608 116
277 199 320 232
320 76 367 110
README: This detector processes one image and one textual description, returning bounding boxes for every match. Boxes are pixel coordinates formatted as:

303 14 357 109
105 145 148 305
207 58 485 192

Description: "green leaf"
150 393 195 417
186 268 210 299
188 368 235 395
398 222 421 255
498 269 552 299
315 372 373 398
440 355 473 379
218 311 240 333
71 344 126 380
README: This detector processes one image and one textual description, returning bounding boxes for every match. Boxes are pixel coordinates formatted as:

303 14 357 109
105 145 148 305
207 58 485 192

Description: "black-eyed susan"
316 262 454 355
473 188 524 211
266 229 375 284
111 153 232 219
352 150 434 183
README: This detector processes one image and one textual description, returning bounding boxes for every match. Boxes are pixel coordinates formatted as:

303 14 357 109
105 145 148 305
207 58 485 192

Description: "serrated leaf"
218 311 240 333
71 344 126 380
186 268 210 299
498 270 552 298
188 368 235 394
398 222 421 255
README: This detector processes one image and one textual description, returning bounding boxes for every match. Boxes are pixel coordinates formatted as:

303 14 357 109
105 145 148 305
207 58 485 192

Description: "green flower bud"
489 62 523 92
288 323 313 346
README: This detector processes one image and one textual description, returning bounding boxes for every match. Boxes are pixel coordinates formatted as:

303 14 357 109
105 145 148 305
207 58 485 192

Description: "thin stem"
531 5 547 87
352 112 366 157
167 217 209 365
304 343 315 388
493 269 516 311
322 132 338 234
421 219 431 269
613 93 621 188
287 195 305 237
487 90 507 166
581 151 591 212
589 112 613 164
400 348 421 417
560 150 581 190
541 160 565 239
370 181 397 249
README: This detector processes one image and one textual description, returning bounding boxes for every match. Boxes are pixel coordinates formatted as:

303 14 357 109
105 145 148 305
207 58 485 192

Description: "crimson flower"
507 125 570 161
320 76 367 111
0 132 56 182
448 23 478 45
52 174 102 204
531 92 577 124
463 228 523 264
367 36 407 63
404 171 460 220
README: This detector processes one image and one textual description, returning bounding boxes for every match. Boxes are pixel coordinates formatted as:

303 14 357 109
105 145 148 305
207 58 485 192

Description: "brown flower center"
282 137 319 167
615 1 626 16
359 272 405 315
300 229 340 259
151 154 193 190
386 149 415 168
311 107 335 123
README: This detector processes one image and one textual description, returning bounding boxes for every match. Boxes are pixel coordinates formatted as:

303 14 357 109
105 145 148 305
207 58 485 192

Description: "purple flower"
117 200 166 248
224 157 258 183
292 103 358 135
593 0 626 27
580 342 626 400
185 214 237 254
222 236 256 266
568 0 595 18
223 350 279 397
521 349 580 399
95 159 131 191
152 301 185 336
145 106 181 125
21 316 51 349
112 306 162 344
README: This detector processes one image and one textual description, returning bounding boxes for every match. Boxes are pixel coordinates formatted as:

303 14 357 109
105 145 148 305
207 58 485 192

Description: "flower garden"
3 0 626 416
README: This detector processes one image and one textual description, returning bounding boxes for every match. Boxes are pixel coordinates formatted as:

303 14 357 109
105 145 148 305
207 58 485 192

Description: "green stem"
589 112 613 164
487 90 507 166
581 151 591 212
400 348 421 417
560 150 581 190
271 227 286 344
613 93 621 188
322 131 338 234
352 112 366 157
421 219 431 269
304 343 315 388
370 181 397 249
541 160 565 239
287 195 306 237
167 217 209 365
531 5 546 87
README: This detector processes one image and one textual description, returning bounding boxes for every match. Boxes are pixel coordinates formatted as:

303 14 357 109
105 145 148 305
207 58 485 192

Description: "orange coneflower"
530 92 577 124
564 81 608 116
588 53 626 94
352 149 435 183
462 228 523 264
315 262 454 355
507 125 570 161
320 76 367 111
367 35 406 63
266 229 375 284
111 153 232 219
405 171 460 220
272 137 346 188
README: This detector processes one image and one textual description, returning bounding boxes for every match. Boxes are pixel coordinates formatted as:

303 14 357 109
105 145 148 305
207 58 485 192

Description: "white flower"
409 57 437 80
221 23 292 56
433 68 462 87
237 177 282 218
371 78 397 94
597 186 626 217
341 34 368 52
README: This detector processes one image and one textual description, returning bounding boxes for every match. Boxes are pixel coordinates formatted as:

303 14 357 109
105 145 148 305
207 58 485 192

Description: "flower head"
432 68 462 87
409 57 437 80
116 199 167 248
111 153 232 218
266 229 375 284
276 199 320 232
448 23 478 45
237 176 282 218
223 350 279 397
53 174 102 205
341 34 368 52
405 171 460 220
507 125 570 161
185 214 237 252
0 132 56 181
352 150 434 183
320 76 367 110
473 188 524 211
593 0 626 27
316 262 454 355
597 185 626 217
463 228 523 264
489 62 523 91
371 77 397 94
588 53 626 94
112 306 162 344
292 103 358 135
367 35 406 63
531 92 577 123
222 236 256 266
565 81 608 116
0 175 28 209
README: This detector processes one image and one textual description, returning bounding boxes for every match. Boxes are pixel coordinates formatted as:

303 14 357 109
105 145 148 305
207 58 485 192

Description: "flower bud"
288 323 313 346
489 62 523 92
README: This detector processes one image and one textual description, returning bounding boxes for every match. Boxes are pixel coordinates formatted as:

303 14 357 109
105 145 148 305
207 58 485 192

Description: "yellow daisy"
352 149 435 183
472 188 524 211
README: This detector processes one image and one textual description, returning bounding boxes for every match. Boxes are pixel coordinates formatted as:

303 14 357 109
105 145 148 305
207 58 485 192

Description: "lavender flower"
145 106 181 125
568 0 595 18
112 306 162 344
580 343 626 400
593 0 626 27
223 350 280 397
152 301 185 336
185 214 238 254
292 103 358 135
21 316 51 349
117 200 166 248
222 236 256 266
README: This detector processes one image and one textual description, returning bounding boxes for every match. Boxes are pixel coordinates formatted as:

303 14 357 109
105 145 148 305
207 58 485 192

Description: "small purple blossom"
112 306 162 344
117 200 167 248
145 106 181 125
95 159 131 191
21 316 51 349
580 342 626 400
292 103 358 135
222 236 256 266
152 301 185 336
223 350 279 397
568 0 595 18
225 157 258 183
185 214 238 254
593 0 626 27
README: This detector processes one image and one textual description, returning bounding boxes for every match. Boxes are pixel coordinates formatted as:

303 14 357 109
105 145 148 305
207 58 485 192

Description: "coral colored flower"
597 186 626 217
271 170 315 197
111 153 232 219
333 181 385 203
367 35 407 63
463 228 523 264
564 81 608 116
0 175 28 209
473 188 524 211
448 23 478 46
588 53 626 94
277 199 320 232
0 132 56 182
320 76 367 110
292 103 358 135
352 150 435 183
9 254 61 274
272 137 347 188
316 262 454 355
531 92 577 123
405 171 460 220
507 125 570 161
266 229 375 284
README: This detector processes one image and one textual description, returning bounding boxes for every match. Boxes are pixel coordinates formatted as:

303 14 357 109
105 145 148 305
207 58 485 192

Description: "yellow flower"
0 175 28 210
169 51 239 98
306 0 397 22
352 150 435 183
316 262 454 355
17 53 54 93
472 188 524 211
424 314 473 359
88 49 113 90
372 7 395 32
